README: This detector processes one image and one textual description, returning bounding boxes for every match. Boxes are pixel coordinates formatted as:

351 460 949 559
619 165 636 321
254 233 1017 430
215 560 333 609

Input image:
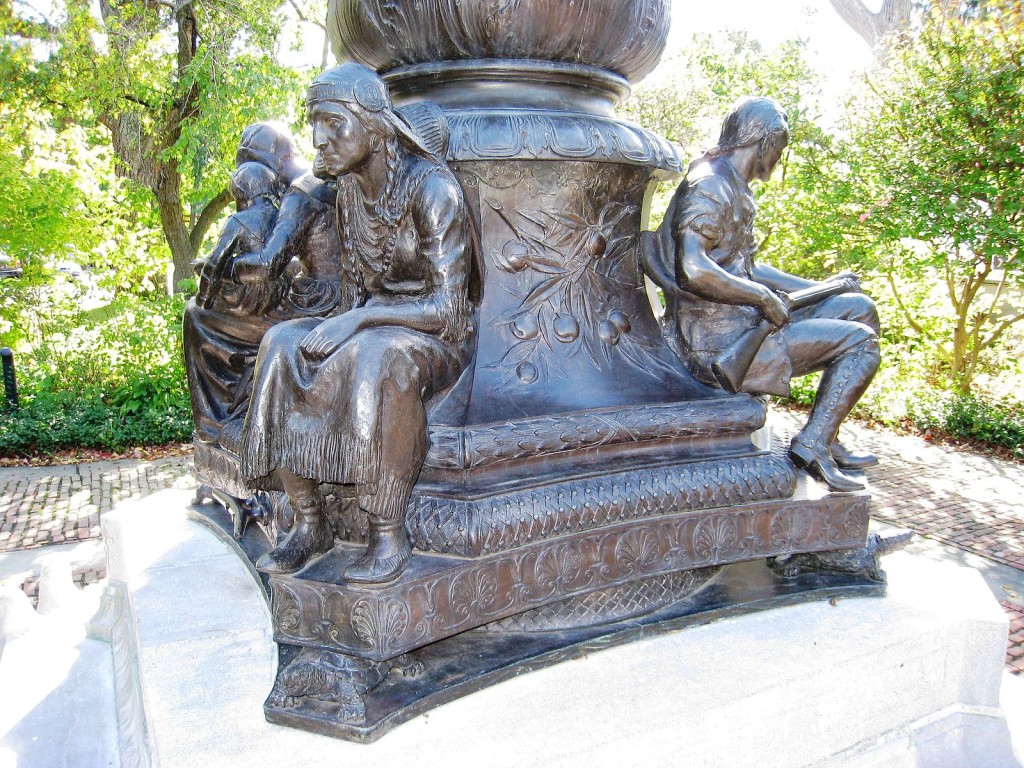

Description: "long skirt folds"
240 317 467 497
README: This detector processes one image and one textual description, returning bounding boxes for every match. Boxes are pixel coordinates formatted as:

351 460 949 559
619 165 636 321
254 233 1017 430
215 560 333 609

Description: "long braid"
375 134 402 274
337 181 367 306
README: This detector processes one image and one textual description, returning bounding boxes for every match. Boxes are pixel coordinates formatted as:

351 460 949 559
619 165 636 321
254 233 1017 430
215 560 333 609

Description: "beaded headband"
306 65 390 113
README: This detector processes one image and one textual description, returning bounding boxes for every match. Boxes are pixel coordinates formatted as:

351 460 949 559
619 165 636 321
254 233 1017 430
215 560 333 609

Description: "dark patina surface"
186 0 893 741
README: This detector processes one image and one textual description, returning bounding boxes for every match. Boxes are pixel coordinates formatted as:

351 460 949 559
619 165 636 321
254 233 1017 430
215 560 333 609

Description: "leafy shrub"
0 390 192 453
908 394 1024 457
0 286 193 455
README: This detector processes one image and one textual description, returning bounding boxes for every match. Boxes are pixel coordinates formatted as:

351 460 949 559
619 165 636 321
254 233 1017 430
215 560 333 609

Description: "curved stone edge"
83 580 152 768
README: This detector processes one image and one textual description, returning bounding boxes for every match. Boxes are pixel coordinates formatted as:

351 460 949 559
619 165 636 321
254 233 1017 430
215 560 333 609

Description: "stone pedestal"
101 489 1021 768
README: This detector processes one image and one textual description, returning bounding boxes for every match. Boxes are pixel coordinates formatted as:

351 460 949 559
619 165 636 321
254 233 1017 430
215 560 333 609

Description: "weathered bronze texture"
768 531 913 583
326 0 671 83
182 0 898 742
642 97 882 493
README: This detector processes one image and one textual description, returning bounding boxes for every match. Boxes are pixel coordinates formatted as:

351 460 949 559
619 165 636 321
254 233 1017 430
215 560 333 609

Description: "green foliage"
1 1 322 286
0 287 192 454
627 20 1024 453
622 32 820 157
0 390 192 453
908 393 1024 457
820 6 1024 393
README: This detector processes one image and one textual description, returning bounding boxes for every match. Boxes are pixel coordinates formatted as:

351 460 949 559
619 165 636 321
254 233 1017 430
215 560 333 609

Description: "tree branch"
943 251 961 313
829 0 881 49
286 0 326 31
189 187 233 253
885 270 925 334
979 311 1024 351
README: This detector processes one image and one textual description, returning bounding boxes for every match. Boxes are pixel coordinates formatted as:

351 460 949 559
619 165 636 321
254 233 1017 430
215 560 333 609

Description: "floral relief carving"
693 516 739 564
275 585 302 632
534 543 583 595
450 568 499 619
351 597 411 653
614 528 663 575
769 509 816 552
271 493 870 658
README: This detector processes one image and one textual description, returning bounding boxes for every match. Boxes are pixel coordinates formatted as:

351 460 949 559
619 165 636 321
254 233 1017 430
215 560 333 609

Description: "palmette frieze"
269 493 870 660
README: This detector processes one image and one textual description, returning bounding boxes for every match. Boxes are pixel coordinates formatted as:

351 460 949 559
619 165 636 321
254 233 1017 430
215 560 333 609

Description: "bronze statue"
238 63 475 583
183 3 901 739
184 124 347 446
643 97 880 492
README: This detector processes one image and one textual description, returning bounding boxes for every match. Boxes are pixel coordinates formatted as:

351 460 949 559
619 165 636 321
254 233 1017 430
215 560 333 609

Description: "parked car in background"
0 256 22 280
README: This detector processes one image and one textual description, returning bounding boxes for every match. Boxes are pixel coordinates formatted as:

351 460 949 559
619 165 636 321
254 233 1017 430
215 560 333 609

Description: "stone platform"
98 488 1021 767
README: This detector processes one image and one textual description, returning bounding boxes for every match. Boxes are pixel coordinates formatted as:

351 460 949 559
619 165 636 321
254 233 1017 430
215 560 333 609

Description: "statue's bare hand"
232 252 271 285
831 270 862 294
299 316 358 361
759 289 791 327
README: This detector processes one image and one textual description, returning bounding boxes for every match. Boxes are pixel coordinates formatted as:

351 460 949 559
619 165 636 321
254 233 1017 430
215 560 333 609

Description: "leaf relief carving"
450 568 500 619
693 516 739 563
614 528 662 574
351 597 411 652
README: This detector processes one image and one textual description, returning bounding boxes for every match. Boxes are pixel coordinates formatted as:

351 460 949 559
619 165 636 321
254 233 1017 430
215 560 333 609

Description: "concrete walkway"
1 414 1023 674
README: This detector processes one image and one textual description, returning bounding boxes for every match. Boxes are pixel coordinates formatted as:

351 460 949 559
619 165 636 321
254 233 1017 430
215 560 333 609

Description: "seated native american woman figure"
238 63 475 583
643 97 880 492
184 123 347 446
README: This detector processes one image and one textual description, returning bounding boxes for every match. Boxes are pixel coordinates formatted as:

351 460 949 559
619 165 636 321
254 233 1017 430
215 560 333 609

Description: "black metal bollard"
0 347 18 410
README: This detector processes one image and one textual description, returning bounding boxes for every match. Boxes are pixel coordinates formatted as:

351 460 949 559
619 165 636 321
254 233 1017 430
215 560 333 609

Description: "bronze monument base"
192 460 873 742
263 559 884 743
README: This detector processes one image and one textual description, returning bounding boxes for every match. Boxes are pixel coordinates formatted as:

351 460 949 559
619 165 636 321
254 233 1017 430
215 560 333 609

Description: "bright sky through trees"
664 0 874 99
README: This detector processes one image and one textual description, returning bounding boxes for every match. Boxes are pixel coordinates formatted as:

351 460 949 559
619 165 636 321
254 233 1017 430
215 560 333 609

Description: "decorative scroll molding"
444 111 682 169
192 440 250 500
270 493 870 661
424 397 767 471
405 451 797 556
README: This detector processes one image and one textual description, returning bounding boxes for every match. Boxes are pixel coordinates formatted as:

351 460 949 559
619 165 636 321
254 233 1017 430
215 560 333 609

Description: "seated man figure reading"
644 97 880 492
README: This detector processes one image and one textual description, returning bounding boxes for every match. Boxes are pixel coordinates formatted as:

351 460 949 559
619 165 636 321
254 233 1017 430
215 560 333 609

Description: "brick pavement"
1003 601 1024 675
774 410 1024 675
2 417 1023 673
0 456 194 553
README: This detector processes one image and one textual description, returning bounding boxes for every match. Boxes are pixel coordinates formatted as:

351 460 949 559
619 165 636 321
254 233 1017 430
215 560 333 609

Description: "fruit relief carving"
480 181 683 390
486 198 636 386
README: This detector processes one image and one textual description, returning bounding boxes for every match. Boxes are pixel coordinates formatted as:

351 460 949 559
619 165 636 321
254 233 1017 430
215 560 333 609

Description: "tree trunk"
153 164 197 288
828 0 913 50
